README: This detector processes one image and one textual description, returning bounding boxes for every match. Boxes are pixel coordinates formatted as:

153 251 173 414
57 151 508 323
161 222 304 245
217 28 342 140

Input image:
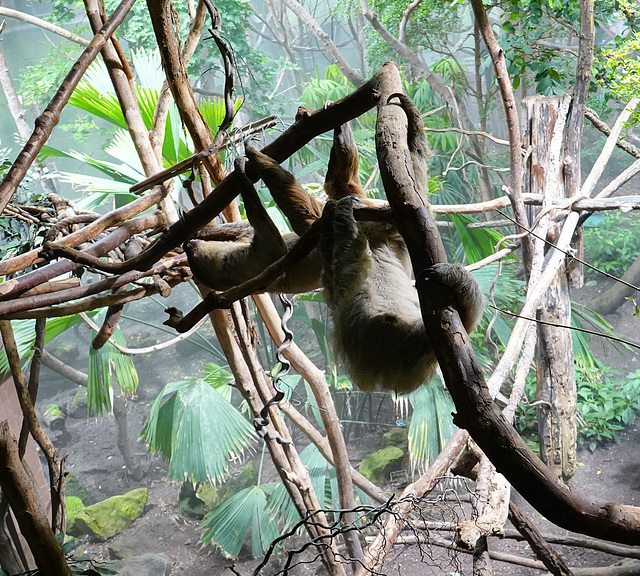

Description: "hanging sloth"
184 104 483 395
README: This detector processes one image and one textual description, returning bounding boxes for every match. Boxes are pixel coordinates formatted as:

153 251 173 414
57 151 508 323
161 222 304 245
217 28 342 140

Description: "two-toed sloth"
185 104 483 395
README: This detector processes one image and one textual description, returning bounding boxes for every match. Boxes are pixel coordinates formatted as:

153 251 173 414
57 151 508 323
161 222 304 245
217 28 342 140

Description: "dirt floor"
33 280 640 576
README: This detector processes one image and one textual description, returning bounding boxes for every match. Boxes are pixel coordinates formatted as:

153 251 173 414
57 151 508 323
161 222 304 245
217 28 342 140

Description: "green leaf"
140 377 256 483
449 213 504 264
267 443 339 532
87 311 138 416
200 486 279 557
198 97 243 138
408 382 457 469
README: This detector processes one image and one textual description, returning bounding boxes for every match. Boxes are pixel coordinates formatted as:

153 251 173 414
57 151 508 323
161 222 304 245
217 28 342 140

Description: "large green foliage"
584 211 640 278
140 374 256 484
87 312 138 416
499 0 638 99
517 361 640 452
360 0 460 70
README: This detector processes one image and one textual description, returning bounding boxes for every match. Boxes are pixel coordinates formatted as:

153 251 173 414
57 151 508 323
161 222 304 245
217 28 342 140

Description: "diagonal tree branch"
0 0 137 214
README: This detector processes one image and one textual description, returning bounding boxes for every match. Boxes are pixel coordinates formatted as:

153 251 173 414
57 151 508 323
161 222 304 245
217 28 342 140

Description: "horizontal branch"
0 254 185 318
0 187 164 277
0 7 89 46
1 277 182 320
0 212 164 301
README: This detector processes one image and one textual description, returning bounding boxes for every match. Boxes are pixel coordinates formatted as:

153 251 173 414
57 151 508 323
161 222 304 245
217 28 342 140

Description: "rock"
113 553 171 576
358 446 405 483
108 535 158 560
178 481 205 519
73 487 148 541
65 496 85 534
382 426 409 453
43 404 66 429
196 461 257 512
66 388 87 419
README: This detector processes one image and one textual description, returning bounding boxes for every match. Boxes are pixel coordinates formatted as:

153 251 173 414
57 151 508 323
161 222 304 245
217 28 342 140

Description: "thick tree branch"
376 63 640 545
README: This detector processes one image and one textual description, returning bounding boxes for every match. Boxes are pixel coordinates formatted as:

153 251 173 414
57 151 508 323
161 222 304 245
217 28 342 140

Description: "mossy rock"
178 482 205 519
66 473 89 503
359 446 405 483
74 488 148 541
196 461 258 512
67 388 88 419
65 496 85 534
382 427 409 453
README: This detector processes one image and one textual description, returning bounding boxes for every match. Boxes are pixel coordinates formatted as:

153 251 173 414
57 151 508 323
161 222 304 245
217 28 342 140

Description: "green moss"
382 427 409 453
196 461 257 512
44 404 63 418
65 496 85 534
359 446 404 483
73 487 148 541
65 473 89 503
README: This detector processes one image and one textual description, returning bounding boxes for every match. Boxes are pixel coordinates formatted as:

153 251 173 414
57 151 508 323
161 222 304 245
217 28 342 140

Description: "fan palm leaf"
140 377 256 483
200 484 280 557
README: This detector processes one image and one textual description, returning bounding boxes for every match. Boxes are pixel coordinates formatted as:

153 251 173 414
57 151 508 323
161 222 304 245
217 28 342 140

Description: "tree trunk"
591 254 640 314
112 394 144 481
0 421 71 576
524 95 577 480
536 280 577 480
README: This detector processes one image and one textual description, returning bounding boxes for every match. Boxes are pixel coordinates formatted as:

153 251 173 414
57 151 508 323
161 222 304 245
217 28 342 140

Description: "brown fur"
186 114 483 396
318 113 483 395
184 165 289 292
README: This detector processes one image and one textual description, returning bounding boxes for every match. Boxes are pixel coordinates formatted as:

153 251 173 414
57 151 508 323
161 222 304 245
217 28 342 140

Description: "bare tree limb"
281 0 364 86
0 0 137 214
0 7 89 45
508 502 574 576
469 0 533 273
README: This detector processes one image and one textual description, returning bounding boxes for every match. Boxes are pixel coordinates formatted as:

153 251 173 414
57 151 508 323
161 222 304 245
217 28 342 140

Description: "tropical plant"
584 211 640 279
200 442 368 556
38 50 242 209
87 310 138 415
140 366 256 484
517 361 640 452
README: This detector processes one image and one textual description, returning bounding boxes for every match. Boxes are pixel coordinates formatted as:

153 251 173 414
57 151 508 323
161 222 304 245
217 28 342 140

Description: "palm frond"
131 48 165 91
140 377 256 483
200 485 280 557
267 443 335 531
450 214 504 264
572 302 627 368
198 97 243 138
203 363 234 402
87 314 138 415
408 382 457 473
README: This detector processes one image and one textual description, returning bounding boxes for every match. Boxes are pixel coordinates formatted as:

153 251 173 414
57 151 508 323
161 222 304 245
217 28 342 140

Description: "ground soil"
33 280 640 576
